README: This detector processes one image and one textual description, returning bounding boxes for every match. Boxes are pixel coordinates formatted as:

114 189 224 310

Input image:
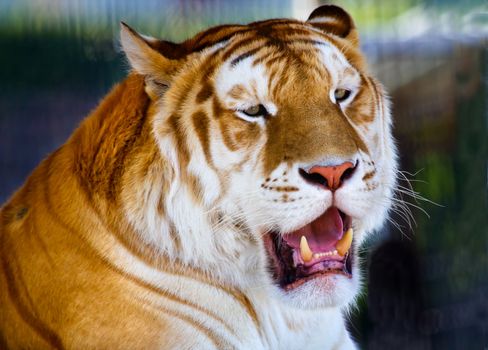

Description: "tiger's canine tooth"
335 228 353 257
300 236 313 262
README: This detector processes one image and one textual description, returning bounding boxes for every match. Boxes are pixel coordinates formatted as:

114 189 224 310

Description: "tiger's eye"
334 88 351 102
242 104 268 117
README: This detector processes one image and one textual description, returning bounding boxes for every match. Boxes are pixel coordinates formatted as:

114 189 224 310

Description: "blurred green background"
0 0 487 348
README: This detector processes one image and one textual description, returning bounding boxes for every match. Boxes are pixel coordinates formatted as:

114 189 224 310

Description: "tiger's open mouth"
264 207 353 290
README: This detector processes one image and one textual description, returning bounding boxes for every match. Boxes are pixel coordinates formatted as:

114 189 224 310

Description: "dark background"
1 0 487 348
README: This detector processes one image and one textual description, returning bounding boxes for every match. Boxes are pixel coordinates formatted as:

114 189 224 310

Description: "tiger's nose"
300 161 356 191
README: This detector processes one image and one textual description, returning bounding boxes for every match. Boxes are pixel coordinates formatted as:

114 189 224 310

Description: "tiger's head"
120 5 397 310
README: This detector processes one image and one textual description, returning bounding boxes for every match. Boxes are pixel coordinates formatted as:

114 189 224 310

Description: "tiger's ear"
306 5 359 46
120 22 184 98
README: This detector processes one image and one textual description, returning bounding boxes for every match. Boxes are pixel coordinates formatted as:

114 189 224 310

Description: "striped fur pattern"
0 6 397 349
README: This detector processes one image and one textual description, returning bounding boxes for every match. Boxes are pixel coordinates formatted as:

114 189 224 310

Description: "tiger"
0 5 397 350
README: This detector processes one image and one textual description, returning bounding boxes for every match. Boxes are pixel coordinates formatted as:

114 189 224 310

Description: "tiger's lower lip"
274 235 353 289
283 267 352 291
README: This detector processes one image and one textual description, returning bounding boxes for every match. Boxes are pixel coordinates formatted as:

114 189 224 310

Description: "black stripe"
284 38 329 47
221 36 264 62
230 47 261 67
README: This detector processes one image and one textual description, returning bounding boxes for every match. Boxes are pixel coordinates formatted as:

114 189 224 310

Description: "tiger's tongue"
282 207 344 252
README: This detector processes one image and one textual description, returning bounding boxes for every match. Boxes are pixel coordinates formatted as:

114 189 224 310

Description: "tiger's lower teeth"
312 250 338 259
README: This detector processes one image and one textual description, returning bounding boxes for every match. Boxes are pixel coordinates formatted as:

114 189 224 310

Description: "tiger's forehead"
212 29 359 105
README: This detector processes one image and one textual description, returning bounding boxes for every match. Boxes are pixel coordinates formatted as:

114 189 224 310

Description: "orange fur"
1 6 394 349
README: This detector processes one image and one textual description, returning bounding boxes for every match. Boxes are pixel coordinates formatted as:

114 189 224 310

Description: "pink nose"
307 162 355 191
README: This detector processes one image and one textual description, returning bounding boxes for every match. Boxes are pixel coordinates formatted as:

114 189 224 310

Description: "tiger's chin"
263 207 361 309
277 272 360 309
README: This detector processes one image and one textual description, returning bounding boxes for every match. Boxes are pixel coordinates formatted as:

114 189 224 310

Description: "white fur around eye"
235 111 266 125
235 111 272 128
234 102 277 125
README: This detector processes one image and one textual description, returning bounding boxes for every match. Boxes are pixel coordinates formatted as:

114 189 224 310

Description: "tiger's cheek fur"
132 71 268 288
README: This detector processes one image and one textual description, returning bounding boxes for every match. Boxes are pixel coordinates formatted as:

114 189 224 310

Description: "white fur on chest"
248 293 355 350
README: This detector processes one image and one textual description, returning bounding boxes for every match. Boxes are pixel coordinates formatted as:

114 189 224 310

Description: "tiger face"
121 5 397 310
